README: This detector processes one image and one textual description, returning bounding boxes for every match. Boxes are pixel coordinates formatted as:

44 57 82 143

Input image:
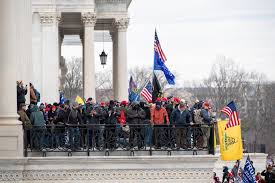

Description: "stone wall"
0 156 218 183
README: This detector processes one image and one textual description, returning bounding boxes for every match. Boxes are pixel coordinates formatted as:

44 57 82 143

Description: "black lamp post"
100 50 107 67
100 26 107 67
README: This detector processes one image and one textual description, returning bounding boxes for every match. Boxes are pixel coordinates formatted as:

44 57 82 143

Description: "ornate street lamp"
100 26 107 67
99 50 107 66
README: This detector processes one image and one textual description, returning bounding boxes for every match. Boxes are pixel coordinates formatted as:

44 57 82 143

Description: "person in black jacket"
171 102 192 149
127 102 146 149
200 101 212 148
261 164 275 183
104 102 120 150
66 102 82 150
17 81 27 111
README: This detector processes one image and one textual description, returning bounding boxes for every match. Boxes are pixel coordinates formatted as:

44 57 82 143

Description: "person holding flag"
242 156 257 183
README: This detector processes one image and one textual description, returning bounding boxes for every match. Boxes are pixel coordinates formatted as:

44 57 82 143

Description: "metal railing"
24 123 215 157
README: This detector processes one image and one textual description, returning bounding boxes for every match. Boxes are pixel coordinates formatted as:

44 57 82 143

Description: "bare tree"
62 57 83 101
95 70 113 102
201 56 250 113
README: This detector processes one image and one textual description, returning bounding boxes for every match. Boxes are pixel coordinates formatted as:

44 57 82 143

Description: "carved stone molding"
114 18 129 31
40 13 60 25
82 12 97 27
0 169 212 182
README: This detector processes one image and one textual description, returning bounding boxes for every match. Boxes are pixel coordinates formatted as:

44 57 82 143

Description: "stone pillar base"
0 117 23 157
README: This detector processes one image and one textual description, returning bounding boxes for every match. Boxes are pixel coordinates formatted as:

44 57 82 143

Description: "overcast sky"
62 0 275 84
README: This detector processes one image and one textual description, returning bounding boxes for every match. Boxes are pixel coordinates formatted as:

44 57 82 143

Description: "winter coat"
261 170 275 183
117 106 127 125
127 107 146 124
18 110 32 128
54 108 68 124
171 108 191 126
47 110 57 122
151 106 170 125
30 105 45 127
30 87 37 103
67 108 82 125
17 85 27 104
200 108 212 125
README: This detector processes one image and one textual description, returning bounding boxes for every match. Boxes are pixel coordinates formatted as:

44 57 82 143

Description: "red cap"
156 98 161 101
173 97 180 104
120 100 127 106
161 97 168 102
100 102 106 107
203 101 210 107
45 107 50 112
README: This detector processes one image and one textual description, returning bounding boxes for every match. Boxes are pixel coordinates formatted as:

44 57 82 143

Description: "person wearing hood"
30 105 46 149
66 102 82 150
30 105 46 127
127 101 146 149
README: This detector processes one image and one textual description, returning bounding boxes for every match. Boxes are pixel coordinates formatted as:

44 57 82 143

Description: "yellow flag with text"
218 120 243 160
75 95 84 105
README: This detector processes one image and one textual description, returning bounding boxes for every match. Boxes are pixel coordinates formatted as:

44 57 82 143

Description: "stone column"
80 34 85 99
16 0 33 105
82 13 96 101
0 0 32 157
110 30 118 100
40 13 60 103
58 34 64 92
32 12 42 94
114 18 129 101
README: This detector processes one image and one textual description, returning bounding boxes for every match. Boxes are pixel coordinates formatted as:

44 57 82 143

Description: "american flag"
154 31 167 63
221 101 240 129
141 81 153 103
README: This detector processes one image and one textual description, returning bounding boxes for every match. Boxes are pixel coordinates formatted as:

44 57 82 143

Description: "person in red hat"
117 101 127 126
100 102 106 107
48 105 57 124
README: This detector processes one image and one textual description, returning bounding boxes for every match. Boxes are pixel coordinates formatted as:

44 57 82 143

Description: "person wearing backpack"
30 83 37 105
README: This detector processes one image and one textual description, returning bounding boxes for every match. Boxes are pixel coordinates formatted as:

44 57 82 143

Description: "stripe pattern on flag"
221 101 240 129
154 31 167 62
141 81 153 103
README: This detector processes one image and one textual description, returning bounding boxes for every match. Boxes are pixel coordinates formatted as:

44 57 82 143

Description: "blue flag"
153 30 175 85
128 76 140 102
59 92 65 104
242 156 257 183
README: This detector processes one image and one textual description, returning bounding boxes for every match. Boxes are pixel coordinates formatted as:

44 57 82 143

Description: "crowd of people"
213 158 275 183
17 81 275 182
16 81 216 151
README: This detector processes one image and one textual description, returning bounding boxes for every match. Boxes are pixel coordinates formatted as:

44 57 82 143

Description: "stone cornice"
81 12 97 27
40 13 61 25
114 18 129 31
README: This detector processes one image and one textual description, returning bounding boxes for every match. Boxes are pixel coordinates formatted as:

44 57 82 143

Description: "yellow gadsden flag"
75 95 85 105
218 120 243 161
